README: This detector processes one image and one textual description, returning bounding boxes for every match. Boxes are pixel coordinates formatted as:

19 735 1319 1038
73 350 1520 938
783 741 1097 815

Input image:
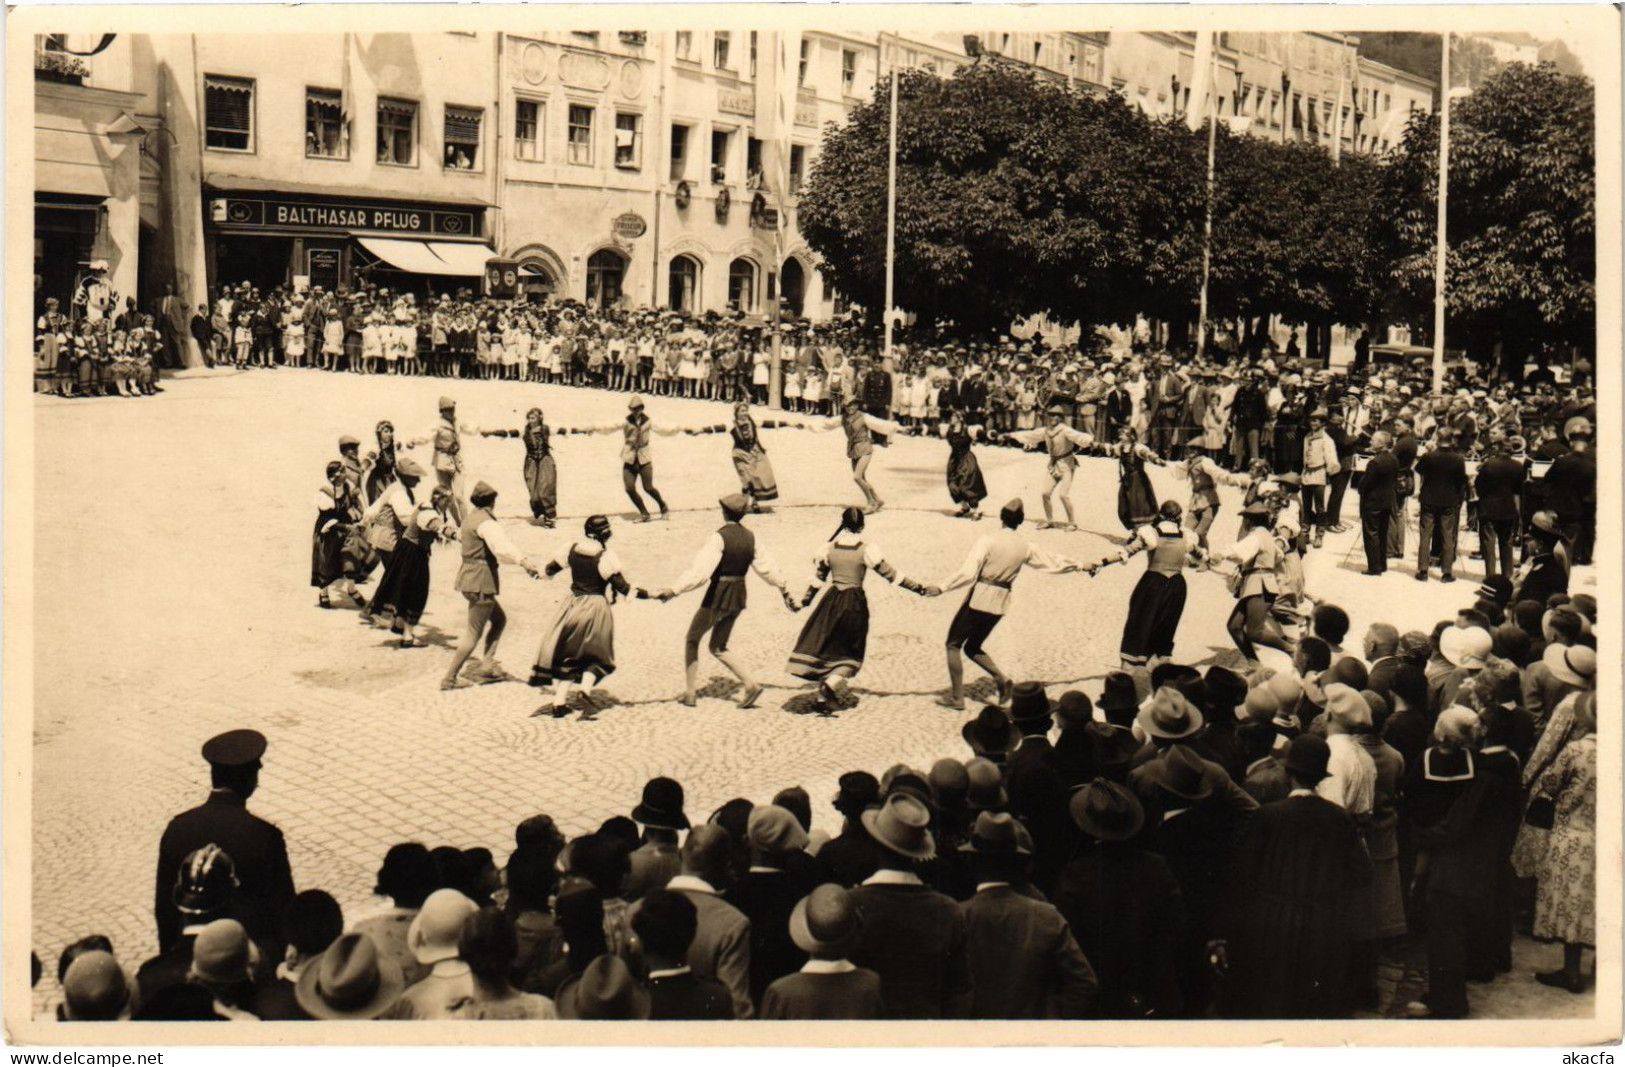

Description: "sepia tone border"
5 2 1620 1048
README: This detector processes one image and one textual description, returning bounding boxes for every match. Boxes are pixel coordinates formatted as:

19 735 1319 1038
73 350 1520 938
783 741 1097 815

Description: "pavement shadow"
780 688 841 718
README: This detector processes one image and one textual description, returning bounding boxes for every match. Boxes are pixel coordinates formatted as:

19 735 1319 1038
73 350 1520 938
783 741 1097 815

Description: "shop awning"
356 237 455 276
423 241 495 277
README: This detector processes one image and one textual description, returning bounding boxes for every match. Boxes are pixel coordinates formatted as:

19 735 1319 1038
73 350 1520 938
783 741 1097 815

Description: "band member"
654 494 799 710
1002 404 1097 530
1212 502 1293 669
943 411 989 518
578 396 680 522
814 398 907 514
440 481 542 691
360 420 399 505
530 515 654 719
930 498 1088 710
313 461 364 610
789 506 932 711
1090 500 1202 670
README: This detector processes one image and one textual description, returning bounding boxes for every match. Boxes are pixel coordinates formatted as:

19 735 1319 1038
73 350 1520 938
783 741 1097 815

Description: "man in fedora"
654 824 754 1019
961 704 1019 768
294 932 405 1021
760 885 884 1019
631 888 732 1020
931 498 1088 709
959 813 1098 1018
556 955 652 1020
846 794 973 1018
1095 671 1140 731
1127 689 1261 814
1004 682 1072 893
1221 734 1372 1018
816 771 883 888
251 889 344 1020
155 730 295 957
625 777 690 902
656 493 798 710
1053 781 1187 1018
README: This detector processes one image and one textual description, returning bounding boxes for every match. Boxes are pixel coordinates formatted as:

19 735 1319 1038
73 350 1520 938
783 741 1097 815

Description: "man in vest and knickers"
1002 405 1098 530
405 396 480 524
580 396 680 522
655 494 799 709
926 498 1089 710
440 481 542 691
813 398 906 515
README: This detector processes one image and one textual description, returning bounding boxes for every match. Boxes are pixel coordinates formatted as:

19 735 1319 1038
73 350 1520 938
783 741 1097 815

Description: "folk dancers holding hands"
1002 404 1096 530
1085 499 1203 670
480 408 559 527
810 399 908 515
440 481 543 691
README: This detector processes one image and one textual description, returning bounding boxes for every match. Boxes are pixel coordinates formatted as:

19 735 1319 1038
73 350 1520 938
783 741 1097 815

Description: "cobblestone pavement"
29 368 1595 1021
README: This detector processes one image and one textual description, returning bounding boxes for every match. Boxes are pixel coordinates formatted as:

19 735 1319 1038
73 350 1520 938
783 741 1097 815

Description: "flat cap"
201 729 266 767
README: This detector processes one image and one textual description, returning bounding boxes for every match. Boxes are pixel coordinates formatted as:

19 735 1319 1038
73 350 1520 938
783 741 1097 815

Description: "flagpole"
882 37 899 365
767 29 786 410
1432 32 1450 394
1196 38 1218 358
1332 33 1348 164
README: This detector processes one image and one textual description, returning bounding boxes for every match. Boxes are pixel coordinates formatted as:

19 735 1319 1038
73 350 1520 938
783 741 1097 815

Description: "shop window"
205 75 254 152
670 123 689 181
377 97 417 165
669 255 701 312
515 99 542 161
798 39 810 86
746 137 764 189
587 249 625 307
444 106 482 170
841 49 856 94
713 31 731 70
728 258 758 312
568 104 594 165
789 145 806 193
306 88 347 159
710 128 731 184
615 112 643 169
675 31 694 62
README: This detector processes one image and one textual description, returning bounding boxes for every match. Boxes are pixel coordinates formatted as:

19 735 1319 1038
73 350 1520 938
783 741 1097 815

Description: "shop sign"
613 213 647 239
209 195 480 237
718 87 754 117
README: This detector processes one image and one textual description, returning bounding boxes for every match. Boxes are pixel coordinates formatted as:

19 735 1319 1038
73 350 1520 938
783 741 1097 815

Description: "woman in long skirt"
359 456 427 629
478 408 560 527
788 506 931 711
530 515 652 718
728 402 779 510
944 411 988 518
373 487 455 648
1090 500 1200 670
1113 426 1162 532
361 419 399 505
313 461 364 609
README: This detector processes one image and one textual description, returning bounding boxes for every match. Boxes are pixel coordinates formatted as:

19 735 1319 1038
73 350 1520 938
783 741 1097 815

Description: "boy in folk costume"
577 396 682 523
440 481 542 690
1001 404 1098 530
653 494 800 710
1172 453 1251 555
810 399 907 515
403 396 483 525
927 498 1089 710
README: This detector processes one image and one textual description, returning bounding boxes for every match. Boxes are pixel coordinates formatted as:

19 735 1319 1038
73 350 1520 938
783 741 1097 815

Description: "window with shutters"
306 88 347 159
443 106 482 170
614 112 642 170
515 99 542 161
204 75 254 152
377 97 417 166
567 104 594 165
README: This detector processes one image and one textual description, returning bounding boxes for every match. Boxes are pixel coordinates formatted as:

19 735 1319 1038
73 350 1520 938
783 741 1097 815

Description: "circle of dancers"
310 392 1356 717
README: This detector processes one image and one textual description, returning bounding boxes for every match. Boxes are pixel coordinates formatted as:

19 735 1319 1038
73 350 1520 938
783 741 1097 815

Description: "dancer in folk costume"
810 399 907 514
576 396 680 522
1174 453 1250 555
439 481 543 691
654 494 799 709
789 506 933 711
312 461 364 609
480 408 559 527
1111 426 1164 533
359 456 430 629
1211 502 1294 669
1001 403 1097 530
403 396 484 525
691 402 787 512
929 498 1088 710
369 486 457 648
1086 500 1203 670
530 515 656 719
360 420 399 505
943 411 989 518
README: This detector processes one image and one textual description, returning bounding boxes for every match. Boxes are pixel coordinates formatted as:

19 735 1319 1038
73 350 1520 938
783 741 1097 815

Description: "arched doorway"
668 254 701 312
728 257 758 313
780 258 806 318
586 249 625 308
518 258 557 304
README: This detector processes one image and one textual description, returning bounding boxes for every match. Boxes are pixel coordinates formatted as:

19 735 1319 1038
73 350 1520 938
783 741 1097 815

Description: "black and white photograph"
5 4 1620 1049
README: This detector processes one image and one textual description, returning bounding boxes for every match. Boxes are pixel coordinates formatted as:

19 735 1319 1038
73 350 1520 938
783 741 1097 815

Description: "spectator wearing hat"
451 907 558 1020
1316 684 1378 819
656 494 797 710
631 889 732 1020
1414 430 1469 582
625 777 690 902
1003 683 1072 894
60 951 138 1021
653 823 754 1019
155 730 294 957
1221 734 1372 1018
1127 689 1260 816
728 806 815 1003
1474 433 1527 579
1526 693 1597 995
186 918 263 1019
350 842 439 990
1542 417 1594 565
251 890 344 1020
1238 716 1290 805
760 885 884 1020
1470 705 1527 978
961 704 1019 768
816 772 883 888
931 499 1088 710
556 955 652 1020
847 794 973 1019
388 888 479 1019
1347 695 1408 975
1522 630 1593 731
291 932 405 1021
1096 672 1140 731
1513 511 1572 615
958 813 1098 1019
1430 626 1494 715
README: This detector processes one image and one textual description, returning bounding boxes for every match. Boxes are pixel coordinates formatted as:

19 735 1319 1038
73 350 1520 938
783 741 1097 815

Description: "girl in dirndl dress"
362 419 399 505
788 507 930 711
1097 500 1200 669
727 402 779 509
530 515 653 718
943 411 988 518
372 487 456 648
1112 426 1163 532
